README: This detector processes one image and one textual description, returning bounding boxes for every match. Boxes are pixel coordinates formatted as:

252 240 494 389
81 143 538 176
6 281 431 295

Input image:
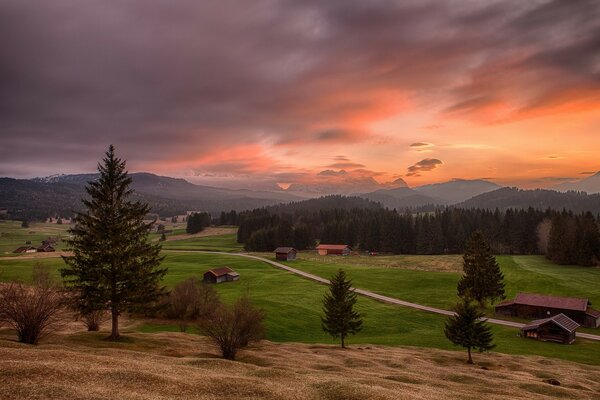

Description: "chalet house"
37 244 56 252
316 244 351 256
203 267 240 284
13 246 37 254
274 247 297 261
496 292 600 328
521 313 579 344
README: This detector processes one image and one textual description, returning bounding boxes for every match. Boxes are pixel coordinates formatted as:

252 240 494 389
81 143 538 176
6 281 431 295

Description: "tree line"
234 206 600 266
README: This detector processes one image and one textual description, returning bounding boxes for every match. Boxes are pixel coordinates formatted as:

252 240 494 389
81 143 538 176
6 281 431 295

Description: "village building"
520 313 579 344
316 244 351 256
495 292 600 328
13 246 37 254
37 244 56 252
203 267 240 284
274 247 297 261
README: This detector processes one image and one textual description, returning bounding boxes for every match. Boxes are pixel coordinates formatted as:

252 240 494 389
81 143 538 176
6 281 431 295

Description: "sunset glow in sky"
1 0 599 190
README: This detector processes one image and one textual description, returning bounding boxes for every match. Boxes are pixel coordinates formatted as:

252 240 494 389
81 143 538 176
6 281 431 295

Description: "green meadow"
3 246 600 365
0 220 70 256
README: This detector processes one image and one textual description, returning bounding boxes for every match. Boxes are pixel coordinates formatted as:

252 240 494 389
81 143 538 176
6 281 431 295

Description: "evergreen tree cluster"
236 205 600 265
186 212 211 234
547 211 600 266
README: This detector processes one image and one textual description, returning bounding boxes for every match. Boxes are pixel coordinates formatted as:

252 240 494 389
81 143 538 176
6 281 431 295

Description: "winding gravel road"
166 250 600 342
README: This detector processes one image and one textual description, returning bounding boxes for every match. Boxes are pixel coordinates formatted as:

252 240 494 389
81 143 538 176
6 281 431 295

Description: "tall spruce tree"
457 230 505 307
321 269 362 348
61 145 166 340
444 297 494 364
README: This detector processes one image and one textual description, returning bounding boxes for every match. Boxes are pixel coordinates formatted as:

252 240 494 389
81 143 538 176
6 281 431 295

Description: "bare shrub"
0 281 70 344
166 277 220 332
198 295 265 360
80 310 110 331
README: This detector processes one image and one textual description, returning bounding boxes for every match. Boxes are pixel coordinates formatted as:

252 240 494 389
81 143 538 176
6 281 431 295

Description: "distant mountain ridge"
554 172 600 194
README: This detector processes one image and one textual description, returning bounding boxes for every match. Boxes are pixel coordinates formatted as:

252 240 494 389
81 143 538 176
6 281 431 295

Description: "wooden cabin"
316 244 351 256
495 292 600 328
274 247 297 261
203 267 240 284
521 313 579 344
37 244 56 252
13 246 37 254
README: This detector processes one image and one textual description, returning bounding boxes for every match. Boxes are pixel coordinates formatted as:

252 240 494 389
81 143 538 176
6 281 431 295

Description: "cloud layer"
1 0 599 187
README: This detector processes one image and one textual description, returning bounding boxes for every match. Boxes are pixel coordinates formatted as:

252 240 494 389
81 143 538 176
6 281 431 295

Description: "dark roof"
497 292 589 312
316 244 351 250
586 308 600 318
13 246 36 253
205 267 235 277
522 313 580 333
274 247 297 253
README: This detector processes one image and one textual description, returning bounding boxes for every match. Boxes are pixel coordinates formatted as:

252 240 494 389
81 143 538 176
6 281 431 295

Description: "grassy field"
161 233 243 252
3 251 598 364
3 331 599 400
0 220 70 256
271 253 600 313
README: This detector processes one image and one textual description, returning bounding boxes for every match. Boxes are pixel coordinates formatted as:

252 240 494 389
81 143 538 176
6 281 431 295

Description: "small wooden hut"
203 267 240 284
274 247 297 261
520 313 579 344
316 244 351 256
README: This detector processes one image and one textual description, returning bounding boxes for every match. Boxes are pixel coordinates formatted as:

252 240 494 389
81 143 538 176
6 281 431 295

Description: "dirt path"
165 250 600 342
0 251 72 260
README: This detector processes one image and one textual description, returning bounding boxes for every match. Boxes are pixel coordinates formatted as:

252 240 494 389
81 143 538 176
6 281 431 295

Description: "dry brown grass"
1 328 599 399
164 227 237 242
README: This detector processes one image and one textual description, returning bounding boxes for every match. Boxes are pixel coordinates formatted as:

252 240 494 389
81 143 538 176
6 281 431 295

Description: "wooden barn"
316 244 351 256
521 313 579 344
203 267 240 284
495 292 600 328
37 244 56 252
274 247 297 261
13 246 37 254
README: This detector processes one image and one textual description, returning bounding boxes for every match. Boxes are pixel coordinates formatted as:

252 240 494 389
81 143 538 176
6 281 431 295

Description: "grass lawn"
161 233 243 252
0 220 70 256
271 254 600 312
3 248 600 364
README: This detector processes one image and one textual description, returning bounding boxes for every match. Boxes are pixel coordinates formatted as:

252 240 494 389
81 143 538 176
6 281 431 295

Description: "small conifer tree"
321 269 362 348
444 297 494 364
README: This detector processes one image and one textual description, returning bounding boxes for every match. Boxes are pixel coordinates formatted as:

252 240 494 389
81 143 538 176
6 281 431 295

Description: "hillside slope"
1 331 599 399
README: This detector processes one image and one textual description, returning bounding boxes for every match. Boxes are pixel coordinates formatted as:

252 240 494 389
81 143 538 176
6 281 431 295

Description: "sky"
1 0 599 190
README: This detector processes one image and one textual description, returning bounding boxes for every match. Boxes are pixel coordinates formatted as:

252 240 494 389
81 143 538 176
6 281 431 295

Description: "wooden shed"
521 313 579 344
203 267 240 284
495 292 600 328
316 244 351 256
274 247 297 261
13 246 37 254
37 244 56 252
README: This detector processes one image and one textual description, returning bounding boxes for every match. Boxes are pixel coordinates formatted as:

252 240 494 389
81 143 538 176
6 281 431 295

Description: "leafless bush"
198 295 265 360
166 277 220 332
80 310 110 331
0 281 70 344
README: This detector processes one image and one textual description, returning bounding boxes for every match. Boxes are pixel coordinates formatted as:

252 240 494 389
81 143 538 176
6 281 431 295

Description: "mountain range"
2 171 600 220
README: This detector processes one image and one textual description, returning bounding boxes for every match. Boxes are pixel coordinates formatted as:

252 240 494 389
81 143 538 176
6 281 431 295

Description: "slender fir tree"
444 297 495 364
61 145 167 340
457 230 505 307
321 269 362 348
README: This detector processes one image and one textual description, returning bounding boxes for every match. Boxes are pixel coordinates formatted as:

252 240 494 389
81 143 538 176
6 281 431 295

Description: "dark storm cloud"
1 0 599 177
406 158 443 177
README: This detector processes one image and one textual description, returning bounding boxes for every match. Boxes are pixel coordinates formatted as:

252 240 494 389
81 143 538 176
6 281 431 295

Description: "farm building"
316 244 351 256
13 246 37 254
274 247 297 261
203 267 240 284
496 292 600 328
521 313 579 344
37 244 56 252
